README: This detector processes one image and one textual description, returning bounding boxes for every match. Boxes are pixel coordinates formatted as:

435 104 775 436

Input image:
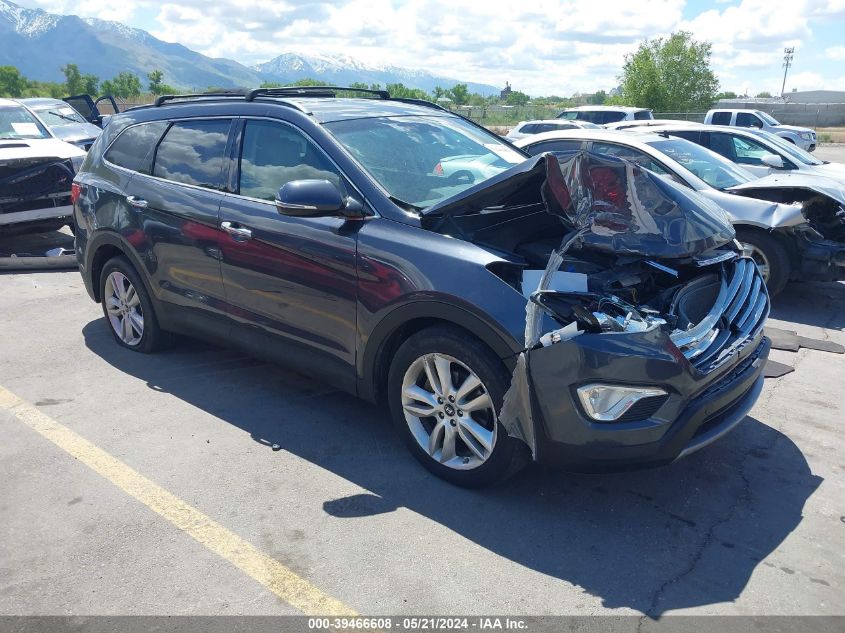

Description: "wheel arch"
359 301 521 404
87 232 156 307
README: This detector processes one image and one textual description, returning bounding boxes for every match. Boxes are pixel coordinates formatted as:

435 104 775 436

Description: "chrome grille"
670 258 769 374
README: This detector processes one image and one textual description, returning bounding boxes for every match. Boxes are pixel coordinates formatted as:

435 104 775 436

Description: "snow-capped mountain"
0 0 498 95
255 52 498 96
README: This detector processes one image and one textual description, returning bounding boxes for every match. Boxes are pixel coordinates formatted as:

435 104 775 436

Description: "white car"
642 124 844 180
505 119 599 141
704 109 816 152
557 105 653 125
604 119 703 131
513 129 845 295
1 98 86 235
18 98 102 151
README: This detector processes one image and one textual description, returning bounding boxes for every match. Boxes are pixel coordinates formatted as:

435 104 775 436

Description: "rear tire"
736 228 791 297
387 325 524 487
99 256 167 353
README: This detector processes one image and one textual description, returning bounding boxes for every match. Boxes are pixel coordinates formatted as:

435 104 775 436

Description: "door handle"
220 221 253 241
126 196 148 210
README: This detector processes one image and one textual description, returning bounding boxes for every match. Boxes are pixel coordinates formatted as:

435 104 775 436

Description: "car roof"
636 123 768 137
0 98 22 107
517 119 587 125
513 128 667 148
562 105 649 112
17 98 64 107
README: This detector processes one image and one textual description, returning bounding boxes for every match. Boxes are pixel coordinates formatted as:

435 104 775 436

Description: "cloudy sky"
17 0 845 96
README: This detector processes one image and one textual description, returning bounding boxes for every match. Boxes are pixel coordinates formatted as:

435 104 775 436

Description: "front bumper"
0 204 73 227
526 330 770 472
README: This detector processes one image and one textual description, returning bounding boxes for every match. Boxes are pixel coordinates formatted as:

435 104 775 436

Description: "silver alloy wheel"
401 353 497 470
742 243 771 282
104 271 144 346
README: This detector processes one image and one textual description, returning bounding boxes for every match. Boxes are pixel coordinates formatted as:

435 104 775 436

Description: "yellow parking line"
0 384 357 617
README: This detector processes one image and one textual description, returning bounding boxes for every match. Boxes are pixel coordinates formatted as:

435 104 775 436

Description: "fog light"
577 384 668 422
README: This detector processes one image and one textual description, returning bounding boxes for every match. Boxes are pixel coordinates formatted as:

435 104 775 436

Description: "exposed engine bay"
422 151 762 371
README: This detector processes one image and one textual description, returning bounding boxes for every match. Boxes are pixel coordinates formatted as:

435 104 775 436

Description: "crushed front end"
0 145 80 235
424 151 771 470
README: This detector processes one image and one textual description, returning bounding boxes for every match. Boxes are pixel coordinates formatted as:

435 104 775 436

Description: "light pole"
781 47 794 97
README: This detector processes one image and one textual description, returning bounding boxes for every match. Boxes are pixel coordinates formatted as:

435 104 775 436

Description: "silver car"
642 124 845 180
17 98 102 151
513 129 845 296
505 119 599 141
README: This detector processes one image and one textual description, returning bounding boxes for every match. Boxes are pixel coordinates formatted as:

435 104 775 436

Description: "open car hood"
424 151 736 259
727 173 845 207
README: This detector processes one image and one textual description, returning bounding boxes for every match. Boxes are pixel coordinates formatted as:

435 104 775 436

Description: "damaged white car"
515 129 845 295
1 98 85 236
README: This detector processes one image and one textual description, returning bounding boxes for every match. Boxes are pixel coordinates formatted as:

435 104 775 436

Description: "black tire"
736 228 791 297
387 324 524 487
99 255 167 353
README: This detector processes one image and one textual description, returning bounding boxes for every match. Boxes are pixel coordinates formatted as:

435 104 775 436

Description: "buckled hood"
424 151 736 259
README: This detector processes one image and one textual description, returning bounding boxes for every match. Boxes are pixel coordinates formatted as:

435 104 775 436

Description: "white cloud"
11 0 845 97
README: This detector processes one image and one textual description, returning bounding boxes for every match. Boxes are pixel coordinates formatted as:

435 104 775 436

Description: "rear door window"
152 119 232 190
105 121 168 174
519 124 537 134
633 110 653 120
237 119 343 201
705 133 737 161
710 111 731 125
667 130 702 143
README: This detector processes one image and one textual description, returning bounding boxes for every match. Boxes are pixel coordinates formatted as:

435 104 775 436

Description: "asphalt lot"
815 143 845 163
1 217 844 617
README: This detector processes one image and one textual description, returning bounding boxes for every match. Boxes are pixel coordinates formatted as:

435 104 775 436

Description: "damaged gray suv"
73 88 771 487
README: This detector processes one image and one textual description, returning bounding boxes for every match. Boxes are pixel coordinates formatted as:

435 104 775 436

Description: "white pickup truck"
704 108 816 152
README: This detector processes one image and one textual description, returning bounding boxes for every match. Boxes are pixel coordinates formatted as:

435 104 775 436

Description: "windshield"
646 138 753 189
0 105 50 140
751 129 823 165
33 104 87 127
324 115 526 208
757 111 780 126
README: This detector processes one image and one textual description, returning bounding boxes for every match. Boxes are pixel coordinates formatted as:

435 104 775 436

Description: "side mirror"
275 179 355 217
760 153 784 169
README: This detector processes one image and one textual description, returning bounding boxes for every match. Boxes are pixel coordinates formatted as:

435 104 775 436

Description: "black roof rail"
390 97 450 113
245 86 390 101
154 91 247 107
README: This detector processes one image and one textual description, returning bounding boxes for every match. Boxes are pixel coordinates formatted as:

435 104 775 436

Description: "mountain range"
0 0 499 95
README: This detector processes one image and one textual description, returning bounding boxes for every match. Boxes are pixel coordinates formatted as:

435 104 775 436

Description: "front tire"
99 256 166 353
736 228 791 297
387 325 523 487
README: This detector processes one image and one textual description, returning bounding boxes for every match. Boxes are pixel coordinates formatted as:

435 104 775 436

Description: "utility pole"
781 47 795 97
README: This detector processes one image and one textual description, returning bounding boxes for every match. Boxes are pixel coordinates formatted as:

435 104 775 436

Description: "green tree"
756 91 772 98
619 31 719 112
385 82 428 99
81 73 98 95
447 83 469 105
715 91 738 100
591 90 607 105
0 66 28 97
432 86 447 101
505 90 530 106
147 70 164 94
101 72 142 98
61 63 84 94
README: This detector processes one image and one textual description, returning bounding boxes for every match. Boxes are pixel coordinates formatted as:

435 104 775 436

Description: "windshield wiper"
47 110 78 123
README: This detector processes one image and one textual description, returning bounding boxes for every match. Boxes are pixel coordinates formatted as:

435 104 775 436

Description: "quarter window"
104 121 168 174
152 119 231 190
238 120 343 201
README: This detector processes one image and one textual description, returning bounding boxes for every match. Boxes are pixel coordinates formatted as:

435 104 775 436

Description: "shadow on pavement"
83 320 822 616
771 281 845 330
